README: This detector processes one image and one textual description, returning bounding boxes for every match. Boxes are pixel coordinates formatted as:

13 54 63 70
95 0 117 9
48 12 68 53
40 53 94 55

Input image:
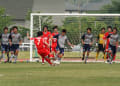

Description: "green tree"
0 7 12 33
101 0 120 13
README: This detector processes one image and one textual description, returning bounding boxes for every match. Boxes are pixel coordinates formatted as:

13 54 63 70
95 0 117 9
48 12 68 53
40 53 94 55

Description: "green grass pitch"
0 62 120 86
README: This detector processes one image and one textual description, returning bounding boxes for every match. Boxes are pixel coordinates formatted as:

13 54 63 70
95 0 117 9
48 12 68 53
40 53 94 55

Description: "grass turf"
0 62 120 86
18 51 120 59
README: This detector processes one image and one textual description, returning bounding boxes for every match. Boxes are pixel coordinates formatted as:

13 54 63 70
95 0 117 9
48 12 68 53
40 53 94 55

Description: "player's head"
87 28 92 34
10 28 14 33
107 26 112 33
101 28 105 33
13 26 18 33
53 26 58 33
3 27 8 33
43 25 48 32
61 29 67 36
113 27 117 34
37 31 43 37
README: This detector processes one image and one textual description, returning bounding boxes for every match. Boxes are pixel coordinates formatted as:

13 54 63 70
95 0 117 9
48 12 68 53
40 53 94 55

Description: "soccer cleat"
9 61 12 63
53 60 60 65
42 62 45 65
82 57 84 61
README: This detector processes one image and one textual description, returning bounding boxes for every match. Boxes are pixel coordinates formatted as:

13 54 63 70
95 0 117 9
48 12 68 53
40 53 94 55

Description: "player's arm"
67 41 74 47
90 35 93 46
96 35 99 43
66 37 74 47
81 34 85 45
19 34 22 45
116 37 119 48
27 32 34 40
0 34 2 46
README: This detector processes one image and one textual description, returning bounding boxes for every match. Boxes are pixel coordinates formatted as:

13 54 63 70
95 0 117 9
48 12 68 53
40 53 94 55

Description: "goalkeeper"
96 28 105 61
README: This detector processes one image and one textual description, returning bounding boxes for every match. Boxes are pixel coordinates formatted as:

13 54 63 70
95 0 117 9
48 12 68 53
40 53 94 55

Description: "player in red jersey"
27 31 53 65
50 26 59 59
42 25 51 64
103 26 113 60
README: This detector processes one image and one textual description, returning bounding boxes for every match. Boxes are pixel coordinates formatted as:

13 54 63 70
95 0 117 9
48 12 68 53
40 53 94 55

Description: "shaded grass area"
0 63 120 86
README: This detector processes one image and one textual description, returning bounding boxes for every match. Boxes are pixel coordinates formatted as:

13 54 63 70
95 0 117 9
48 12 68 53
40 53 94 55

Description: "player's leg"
7 51 9 62
85 45 91 63
6 45 10 62
96 44 100 61
82 44 86 60
112 46 117 61
10 45 15 63
107 45 113 63
50 47 56 60
38 50 53 65
102 46 106 61
54 46 60 60
14 44 19 63
41 56 45 64
111 46 116 62
1 45 6 62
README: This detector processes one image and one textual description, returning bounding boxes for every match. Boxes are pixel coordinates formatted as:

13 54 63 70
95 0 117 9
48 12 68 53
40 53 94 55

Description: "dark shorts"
98 44 105 52
108 44 116 55
83 44 91 52
10 44 19 52
1 44 9 52
56 46 64 55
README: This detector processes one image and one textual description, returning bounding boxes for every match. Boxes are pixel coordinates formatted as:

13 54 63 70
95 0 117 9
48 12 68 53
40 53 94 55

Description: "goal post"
30 13 120 62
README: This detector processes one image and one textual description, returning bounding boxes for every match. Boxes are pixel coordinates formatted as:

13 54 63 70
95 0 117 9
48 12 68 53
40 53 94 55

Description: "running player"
54 29 74 64
107 27 119 63
96 28 105 61
27 31 53 66
50 26 59 59
0 27 10 63
103 26 113 60
42 25 51 64
81 28 93 63
9 26 22 63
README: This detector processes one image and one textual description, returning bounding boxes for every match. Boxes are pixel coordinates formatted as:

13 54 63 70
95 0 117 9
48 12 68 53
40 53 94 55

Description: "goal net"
30 13 120 62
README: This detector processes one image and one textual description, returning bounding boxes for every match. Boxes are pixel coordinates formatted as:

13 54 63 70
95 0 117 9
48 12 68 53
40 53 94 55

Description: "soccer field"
0 63 120 86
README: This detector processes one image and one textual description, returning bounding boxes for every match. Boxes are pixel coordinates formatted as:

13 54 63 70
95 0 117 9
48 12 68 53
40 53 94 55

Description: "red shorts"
38 49 50 57
51 47 56 52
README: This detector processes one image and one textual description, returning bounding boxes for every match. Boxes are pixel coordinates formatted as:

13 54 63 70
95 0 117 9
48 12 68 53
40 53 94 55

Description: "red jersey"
30 37 45 50
51 32 59 47
103 32 113 50
52 32 59 37
43 31 51 43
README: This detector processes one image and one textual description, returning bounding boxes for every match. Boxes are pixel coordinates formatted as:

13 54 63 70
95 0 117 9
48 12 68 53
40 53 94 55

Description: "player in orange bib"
42 25 51 64
103 26 113 60
50 26 59 59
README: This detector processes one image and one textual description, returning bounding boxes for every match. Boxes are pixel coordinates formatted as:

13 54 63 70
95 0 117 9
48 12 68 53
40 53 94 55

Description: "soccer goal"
30 13 120 62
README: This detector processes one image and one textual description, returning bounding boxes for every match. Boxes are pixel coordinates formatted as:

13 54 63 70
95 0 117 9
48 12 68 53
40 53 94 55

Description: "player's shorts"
1 44 9 52
51 47 57 52
98 44 105 52
108 44 116 55
10 44 19 52
83 44 91 52
56 46 64 55
38 49 50 57
51 45 57 52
